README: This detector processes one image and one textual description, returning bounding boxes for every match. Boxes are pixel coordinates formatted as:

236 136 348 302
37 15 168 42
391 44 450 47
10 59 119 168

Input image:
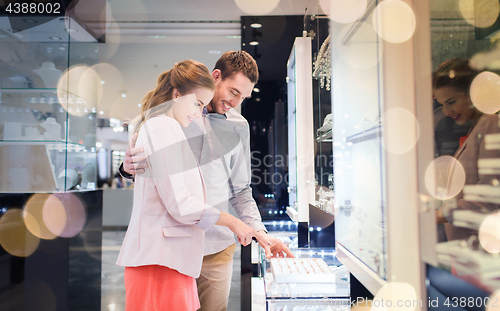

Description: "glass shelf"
345 124 382 145
1 88 59 93
0 140 91 151
316 129 332 142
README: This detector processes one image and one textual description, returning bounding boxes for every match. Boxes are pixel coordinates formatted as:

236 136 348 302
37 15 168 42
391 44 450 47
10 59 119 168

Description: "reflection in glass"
429 1 500 293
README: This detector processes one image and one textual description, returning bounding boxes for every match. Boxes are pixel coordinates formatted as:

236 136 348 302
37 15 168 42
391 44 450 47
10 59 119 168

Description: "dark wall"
240 15 330 217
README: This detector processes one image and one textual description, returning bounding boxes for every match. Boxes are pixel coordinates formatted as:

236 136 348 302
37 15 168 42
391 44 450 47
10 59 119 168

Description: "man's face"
208 70 254 114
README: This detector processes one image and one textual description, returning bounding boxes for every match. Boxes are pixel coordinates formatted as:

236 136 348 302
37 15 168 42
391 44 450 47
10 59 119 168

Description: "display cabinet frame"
286 36 315 223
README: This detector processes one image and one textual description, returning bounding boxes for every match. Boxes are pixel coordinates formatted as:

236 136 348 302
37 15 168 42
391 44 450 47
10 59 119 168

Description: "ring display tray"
270 258 335 283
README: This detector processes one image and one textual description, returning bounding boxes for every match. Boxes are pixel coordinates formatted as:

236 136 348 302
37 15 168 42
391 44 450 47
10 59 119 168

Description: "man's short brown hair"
214 51 259 84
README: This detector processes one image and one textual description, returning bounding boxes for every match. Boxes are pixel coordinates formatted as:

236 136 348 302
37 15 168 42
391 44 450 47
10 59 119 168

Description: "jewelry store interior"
1 0 500 310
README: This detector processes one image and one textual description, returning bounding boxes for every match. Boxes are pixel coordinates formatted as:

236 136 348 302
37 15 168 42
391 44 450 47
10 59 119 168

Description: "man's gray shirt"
182 108 266 256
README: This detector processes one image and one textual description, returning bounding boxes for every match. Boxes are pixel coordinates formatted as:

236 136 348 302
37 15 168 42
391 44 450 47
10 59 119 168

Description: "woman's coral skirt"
124 265 200 311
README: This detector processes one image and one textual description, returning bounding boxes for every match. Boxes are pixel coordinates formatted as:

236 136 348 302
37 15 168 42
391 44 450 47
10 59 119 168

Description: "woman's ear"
172 88 179 99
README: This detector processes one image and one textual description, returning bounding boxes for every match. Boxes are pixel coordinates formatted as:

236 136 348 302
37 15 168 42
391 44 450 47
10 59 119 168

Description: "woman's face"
433 86 478 125
172 87 214 127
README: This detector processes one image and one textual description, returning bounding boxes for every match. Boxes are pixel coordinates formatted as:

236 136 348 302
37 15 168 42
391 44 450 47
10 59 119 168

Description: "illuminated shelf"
345 124 381 145
0 140 91 152
0 88 58 93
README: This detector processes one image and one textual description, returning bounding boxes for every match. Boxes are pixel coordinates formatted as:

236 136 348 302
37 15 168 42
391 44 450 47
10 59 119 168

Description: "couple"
116 51 293 311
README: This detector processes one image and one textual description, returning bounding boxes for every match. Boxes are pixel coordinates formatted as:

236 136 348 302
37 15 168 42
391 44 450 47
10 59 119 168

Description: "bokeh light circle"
109 0 147 43
337 23 382 69
234 0 280 15
382 108 420 154
470 71 500 114
0 209 40 257
372 282 417 311
328 0 367 24
89 63 125 117
425 156 466 200
24 193 58 240
372 0 416 43
43 193 86 238
79 66 102 112
459 0 500 28
65 0 112 41
487 290 500 311
83 217 103 261
479 211 500 254
98 17 121 61
57 65 91 116
24 279 57 311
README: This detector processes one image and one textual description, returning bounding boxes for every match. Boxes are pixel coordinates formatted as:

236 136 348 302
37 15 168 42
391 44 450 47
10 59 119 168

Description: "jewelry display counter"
252 246 350 311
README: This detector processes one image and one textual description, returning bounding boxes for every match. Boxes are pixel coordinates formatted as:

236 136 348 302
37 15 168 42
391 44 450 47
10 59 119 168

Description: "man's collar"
203 106 228 119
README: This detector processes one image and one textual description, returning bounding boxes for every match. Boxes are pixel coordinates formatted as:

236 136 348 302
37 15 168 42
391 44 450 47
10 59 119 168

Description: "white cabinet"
287 37 315 222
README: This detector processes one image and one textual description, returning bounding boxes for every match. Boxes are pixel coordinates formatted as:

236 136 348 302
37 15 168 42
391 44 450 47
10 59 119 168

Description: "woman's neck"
165 107 175 120
469 109 483 127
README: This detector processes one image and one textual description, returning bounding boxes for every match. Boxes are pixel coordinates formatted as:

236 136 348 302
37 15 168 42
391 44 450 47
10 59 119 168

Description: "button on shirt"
182 108 266 255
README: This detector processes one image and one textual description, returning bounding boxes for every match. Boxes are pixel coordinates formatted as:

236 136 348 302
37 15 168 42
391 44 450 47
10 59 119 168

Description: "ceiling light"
66 28 77 33
59 47 65 50
50 36 62 40
100 81 105 84
251 23 262 28
256 98 261 102
46 47 53 50
227 35 241 39
249 41 259 46
148 35 166 39
121 94 126 98
23 19 37 24
138 104 142 107
253 87 260 93
99 111 104 115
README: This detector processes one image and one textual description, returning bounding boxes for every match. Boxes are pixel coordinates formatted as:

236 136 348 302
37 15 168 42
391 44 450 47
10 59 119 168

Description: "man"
120 51 293 311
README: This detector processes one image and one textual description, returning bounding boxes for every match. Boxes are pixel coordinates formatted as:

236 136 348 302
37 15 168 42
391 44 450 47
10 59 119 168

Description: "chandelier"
313 34 331 91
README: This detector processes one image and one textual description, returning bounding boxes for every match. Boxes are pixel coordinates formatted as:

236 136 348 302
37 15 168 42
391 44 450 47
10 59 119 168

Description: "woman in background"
116 60 264 311
432 57 500 241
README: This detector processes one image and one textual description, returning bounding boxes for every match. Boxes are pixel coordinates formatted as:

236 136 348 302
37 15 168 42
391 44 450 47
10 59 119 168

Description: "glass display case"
0 9 104 310
259 248 350 310
312 16 335 217
329 0 426 298
0 20 99 193
257 246 350 311
330 2 387 280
